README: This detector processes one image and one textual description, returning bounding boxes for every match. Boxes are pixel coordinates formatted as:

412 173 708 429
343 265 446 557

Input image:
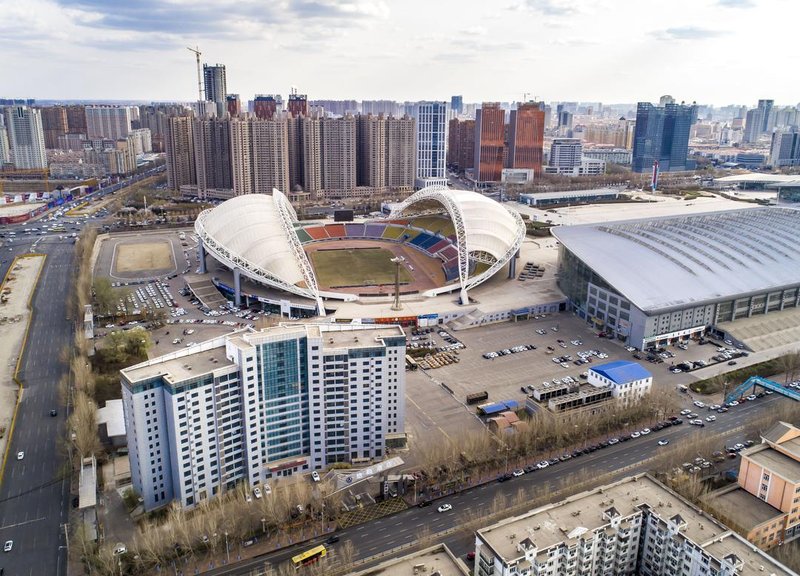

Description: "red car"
467 552 475 561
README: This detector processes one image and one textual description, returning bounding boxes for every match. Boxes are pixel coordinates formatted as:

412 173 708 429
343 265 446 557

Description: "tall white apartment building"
122 324 406 511
473 474 794 576
128 128 152 155
85 105 132 140
413 101 449 189
3 105 47 169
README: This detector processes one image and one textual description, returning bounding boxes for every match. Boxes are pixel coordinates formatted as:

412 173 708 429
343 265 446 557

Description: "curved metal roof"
194 191 321 304
552 207 800 313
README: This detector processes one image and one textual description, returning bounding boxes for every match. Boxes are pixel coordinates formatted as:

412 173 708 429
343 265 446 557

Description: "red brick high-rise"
288 94 308 118
508 101 545 176
226 95 241 118
447 118 475 172
253 95 280 120
474 103 505 184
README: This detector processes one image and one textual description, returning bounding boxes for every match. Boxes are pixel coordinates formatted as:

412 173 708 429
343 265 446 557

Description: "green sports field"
309 247 413 288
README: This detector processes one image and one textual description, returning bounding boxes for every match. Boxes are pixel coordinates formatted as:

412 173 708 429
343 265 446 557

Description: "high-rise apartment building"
253 95 281 120
447 118 475 172
357 114 387 188
301 112 323 195
362 100 400 117
0 114 10 165
413 101 448 189
507 102 545 176
288 94 308 118
450 95 464 115
193 117 234 194
128 128 152 155
203 63 227 117
165 117 196 190
549 138 583 170
226 94 242 118
85 106 132 140
474 474 793 576
474 103 505 185
769 128 800 167
229 119 254 196
65 105 87 135
321 115 357 193
631 101 697 173
249 117 290 194
3 105 47 169
39 106 68 149
386 115 416 190
122 323 406 511
758 99 774 133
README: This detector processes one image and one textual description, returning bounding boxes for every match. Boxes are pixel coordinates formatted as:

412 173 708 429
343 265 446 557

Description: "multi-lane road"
204 392 788 575
0 234 74 576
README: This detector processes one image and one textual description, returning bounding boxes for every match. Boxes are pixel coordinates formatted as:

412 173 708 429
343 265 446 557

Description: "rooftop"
704 485 783 532
519 188 624 200
743 444 800 483
121 336 235 384
715 173 797 184
349 544 468 576
589 360 651 384
552 207 800 313
702 532 796 576
96 399 126 438
477 475 731 563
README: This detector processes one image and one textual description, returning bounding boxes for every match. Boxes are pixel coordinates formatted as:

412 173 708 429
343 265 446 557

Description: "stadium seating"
345 223 365 237
364 224 386 238
306 226 328 241
294 228 313 243
381 225 406 240
326 224 346 238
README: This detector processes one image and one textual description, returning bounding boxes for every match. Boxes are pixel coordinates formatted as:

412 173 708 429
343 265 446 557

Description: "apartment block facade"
122 324 406 511
85 105 132 140
474 474 794 576
3 105 47 169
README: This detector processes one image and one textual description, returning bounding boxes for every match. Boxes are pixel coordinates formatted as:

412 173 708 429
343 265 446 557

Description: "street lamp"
261 517 266 534
224 531 229 563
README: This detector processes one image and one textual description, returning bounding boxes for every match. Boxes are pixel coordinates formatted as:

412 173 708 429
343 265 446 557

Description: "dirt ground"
0 255 45 469
304 239 446 296
114 241 174 273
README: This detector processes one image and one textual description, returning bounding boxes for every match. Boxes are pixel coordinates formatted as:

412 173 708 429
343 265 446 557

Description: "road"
203 392 789 575
0 234 74 576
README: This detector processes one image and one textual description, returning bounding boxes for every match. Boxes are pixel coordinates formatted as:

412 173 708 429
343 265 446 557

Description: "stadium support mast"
391 256 405 311
187 46 203 102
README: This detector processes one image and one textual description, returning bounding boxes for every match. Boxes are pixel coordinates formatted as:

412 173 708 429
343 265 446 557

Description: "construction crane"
187 46 204 102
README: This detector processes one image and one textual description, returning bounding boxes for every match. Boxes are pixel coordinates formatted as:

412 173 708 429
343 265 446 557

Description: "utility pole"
390 256 405 311
187 46 203 102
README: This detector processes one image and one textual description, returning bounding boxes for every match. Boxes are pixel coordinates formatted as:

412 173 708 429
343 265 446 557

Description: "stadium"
194 186 527 317
552 206 800 351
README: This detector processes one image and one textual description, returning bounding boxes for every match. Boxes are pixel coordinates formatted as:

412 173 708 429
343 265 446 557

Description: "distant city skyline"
0 0 796 105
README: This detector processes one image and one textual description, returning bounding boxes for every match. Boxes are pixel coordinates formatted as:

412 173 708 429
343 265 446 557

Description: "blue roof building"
590 360 651 384
588 361 652 406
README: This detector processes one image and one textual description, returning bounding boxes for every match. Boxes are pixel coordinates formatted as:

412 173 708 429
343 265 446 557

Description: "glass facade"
256 338 309 463
556 245 614 313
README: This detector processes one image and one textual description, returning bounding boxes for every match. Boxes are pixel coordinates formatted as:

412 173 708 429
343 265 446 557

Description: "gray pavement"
0 235 73 576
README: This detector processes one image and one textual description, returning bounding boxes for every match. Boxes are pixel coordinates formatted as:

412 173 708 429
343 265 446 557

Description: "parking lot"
406 314 635 408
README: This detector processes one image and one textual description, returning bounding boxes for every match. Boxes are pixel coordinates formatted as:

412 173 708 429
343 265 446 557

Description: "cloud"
717 0 755 7
656 26 726 40
512 0 574 15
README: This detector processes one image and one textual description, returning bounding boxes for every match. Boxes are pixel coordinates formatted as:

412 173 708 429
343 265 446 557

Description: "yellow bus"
291 544 326 569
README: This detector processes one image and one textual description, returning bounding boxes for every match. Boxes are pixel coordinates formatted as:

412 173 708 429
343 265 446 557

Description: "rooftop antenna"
187 46 203 102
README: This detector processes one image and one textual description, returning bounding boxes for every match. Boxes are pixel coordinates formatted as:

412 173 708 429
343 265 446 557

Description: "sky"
0 0 797 106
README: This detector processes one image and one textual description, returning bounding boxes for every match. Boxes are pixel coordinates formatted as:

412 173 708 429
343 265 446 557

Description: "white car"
640 428 651 435
694 401 705 408
4 540 12 552
706 415 717 422
311 471 321 482
657 439 670 446
512 469 525 477
253 487 262 499
630 431 641 439
537 461 549 469
437 503 453 513
680 409 692 415
16 451 24 460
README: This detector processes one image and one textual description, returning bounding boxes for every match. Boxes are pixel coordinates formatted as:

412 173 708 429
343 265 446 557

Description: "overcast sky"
1 0 796 107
